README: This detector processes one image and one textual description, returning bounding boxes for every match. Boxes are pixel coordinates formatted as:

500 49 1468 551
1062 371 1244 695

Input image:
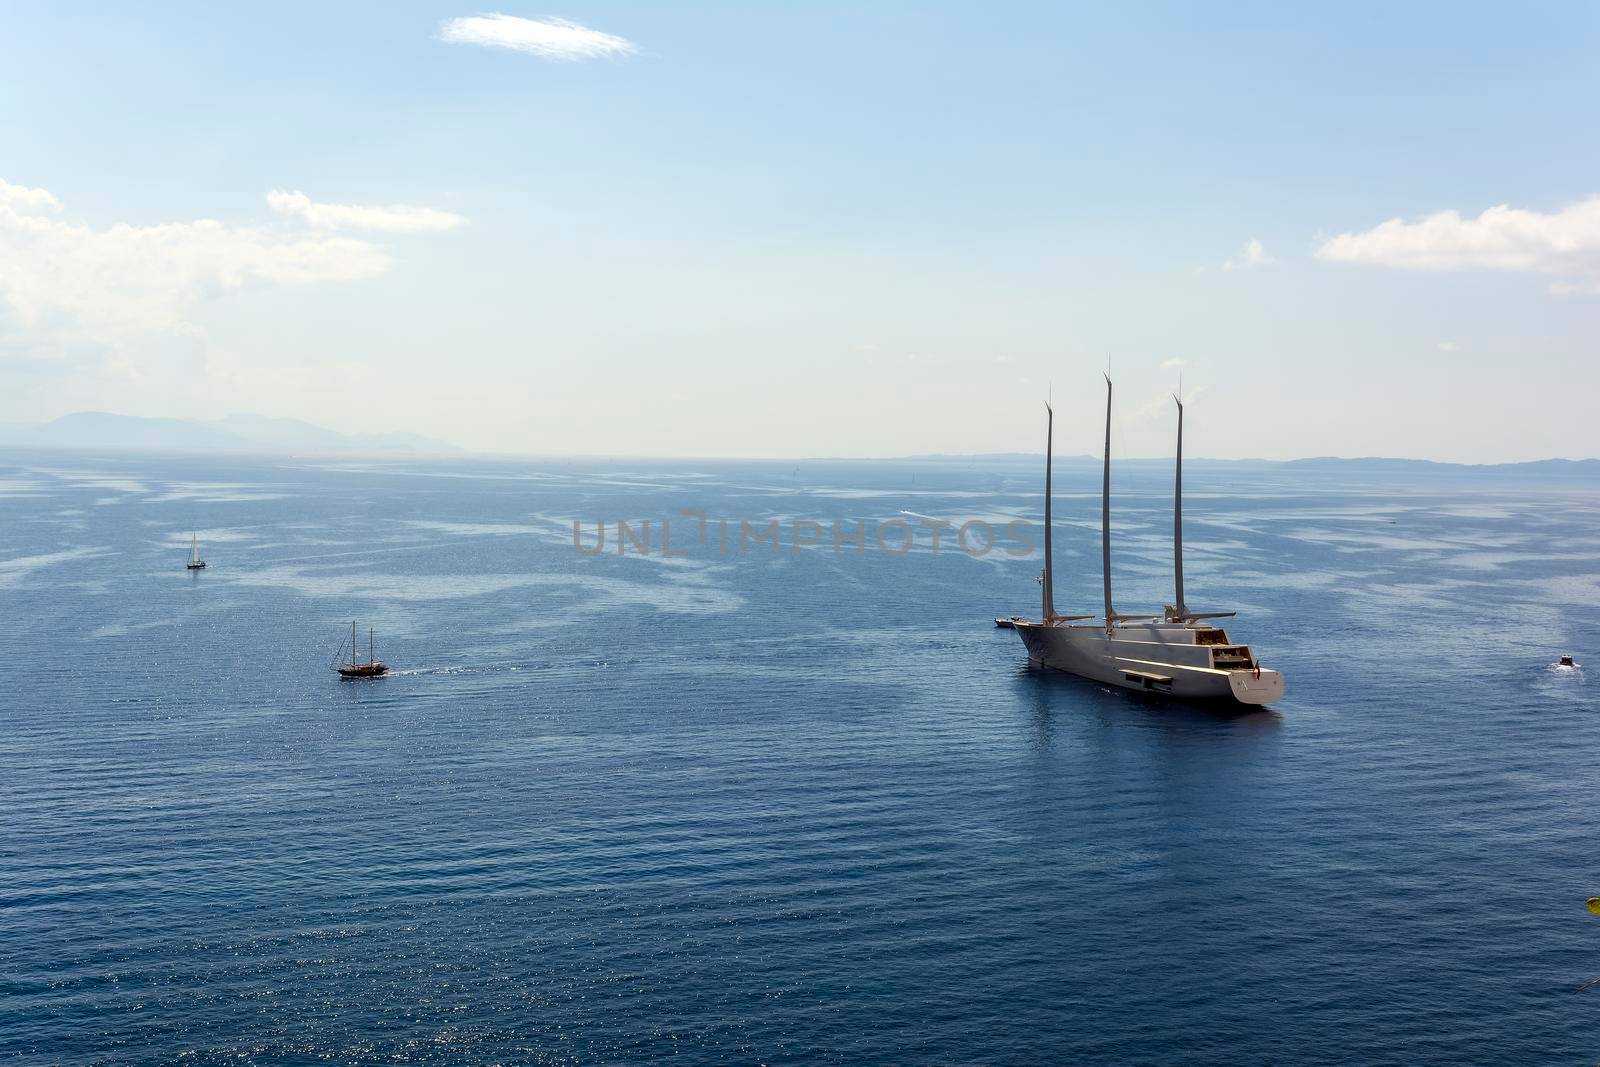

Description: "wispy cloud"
438 14 637 61
0 179 61 214
267 190 466 232
0 180 389 347
1130 384 1206 424
1222 238 1274 271
1160 357 1186 369
1437 340 1457 352
1316 197 1600 293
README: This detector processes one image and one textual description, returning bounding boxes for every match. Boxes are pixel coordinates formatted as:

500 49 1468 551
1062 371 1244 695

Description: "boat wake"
384 664 503 677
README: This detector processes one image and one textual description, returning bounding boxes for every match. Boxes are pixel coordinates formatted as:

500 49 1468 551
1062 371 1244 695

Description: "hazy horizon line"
3 410 1597 469
2 440 1597 470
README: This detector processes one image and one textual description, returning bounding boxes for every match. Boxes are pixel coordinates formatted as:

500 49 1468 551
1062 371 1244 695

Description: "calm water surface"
1 450 1597 1064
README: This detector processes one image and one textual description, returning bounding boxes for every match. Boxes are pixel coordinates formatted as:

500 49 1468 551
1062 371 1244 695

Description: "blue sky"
2 2 1597 460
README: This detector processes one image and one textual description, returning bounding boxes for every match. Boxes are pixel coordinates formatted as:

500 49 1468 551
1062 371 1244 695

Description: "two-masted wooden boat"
1009 377 1285 706
334 621 387 678
185 533 206 570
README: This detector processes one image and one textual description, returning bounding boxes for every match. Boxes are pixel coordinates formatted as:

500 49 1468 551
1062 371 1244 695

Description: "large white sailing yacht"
1012 377 1285 705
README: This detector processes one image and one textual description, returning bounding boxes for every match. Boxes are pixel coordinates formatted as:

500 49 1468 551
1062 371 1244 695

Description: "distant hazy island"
0 413 1596 477
902 451 1600 477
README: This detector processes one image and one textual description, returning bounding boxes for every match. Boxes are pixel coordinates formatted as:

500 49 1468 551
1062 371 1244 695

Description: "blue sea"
2 449 1597 1065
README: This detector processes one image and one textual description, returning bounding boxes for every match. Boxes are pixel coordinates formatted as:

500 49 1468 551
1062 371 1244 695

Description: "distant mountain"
0 412 459 455
1280 456 1600 476
897 452 1600 476
210 414 350 452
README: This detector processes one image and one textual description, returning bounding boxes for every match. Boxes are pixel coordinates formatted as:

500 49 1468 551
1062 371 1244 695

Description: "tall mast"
1173 394 1186 620
369 627 375 664
1041 401 1055 623
1101 374 1114 630
351 620 357 665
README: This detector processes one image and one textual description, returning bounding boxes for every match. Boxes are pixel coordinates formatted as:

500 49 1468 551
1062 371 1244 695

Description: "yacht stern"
1227 668 1284 705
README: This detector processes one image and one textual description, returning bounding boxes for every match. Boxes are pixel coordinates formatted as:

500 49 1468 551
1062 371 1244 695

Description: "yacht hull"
336 663 387 678
1014 622 1283 705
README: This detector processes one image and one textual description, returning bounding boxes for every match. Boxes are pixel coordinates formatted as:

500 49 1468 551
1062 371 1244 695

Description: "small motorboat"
334 621 387 678
1558 654 1577 668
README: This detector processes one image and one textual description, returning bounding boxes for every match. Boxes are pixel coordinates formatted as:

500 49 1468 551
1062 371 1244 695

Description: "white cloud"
1222 238 1274 271
1316 198 1600 288
437 14 637 60
266 189 466 232
1160 357 1186 368
0 181 389 346
0 179 61 215
1131 383 1207 424
1437 340 1457 352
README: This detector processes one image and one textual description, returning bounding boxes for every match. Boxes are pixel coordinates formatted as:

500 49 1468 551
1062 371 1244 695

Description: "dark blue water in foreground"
2 450 1598 1064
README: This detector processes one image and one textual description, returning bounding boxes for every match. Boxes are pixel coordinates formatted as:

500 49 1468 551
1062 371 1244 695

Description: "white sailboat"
185 532 206 570
1011 377 1284 705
